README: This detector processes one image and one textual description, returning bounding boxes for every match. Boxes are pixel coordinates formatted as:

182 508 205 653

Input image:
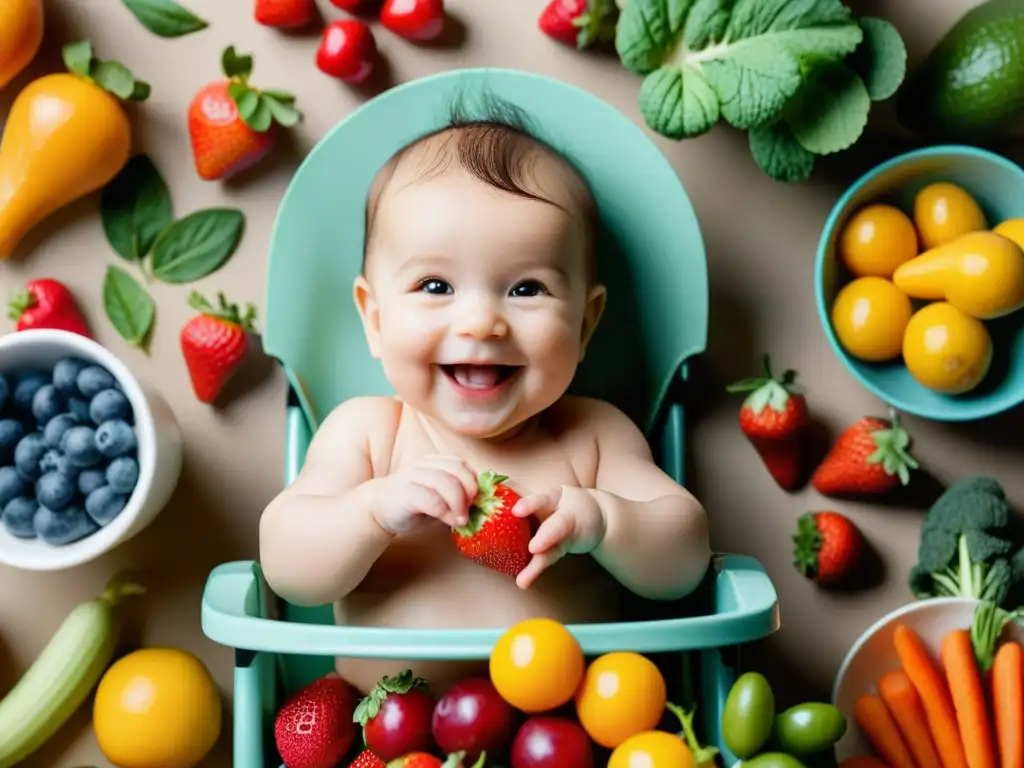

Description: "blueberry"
36 471 76 511
13 432 46 479
106 456 139 495
94 419 136 458
0 465 27 507
43 414 77 449
31 384 65 425
89 389 130 425
39 449 79 479
34 505 98 546
85 485 127 526
52 357 87 397
60 426 102 468
78 469 106 497
0 419 25 462
0 373 8 412
2 496 37 538
13 372 48 413
76 366 115 399
67 397 90 422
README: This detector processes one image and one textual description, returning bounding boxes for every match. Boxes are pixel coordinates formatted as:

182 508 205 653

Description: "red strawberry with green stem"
354 670 435 762
274 675 359 768
254 0 316 28
180 291 257 405
350 750 386 768
188 46 301 181
726 355 810 491
451 471 532 578
388 753 486 768
8 279 90 338
811 409 919 496
538 0 618 49
793 511 862 585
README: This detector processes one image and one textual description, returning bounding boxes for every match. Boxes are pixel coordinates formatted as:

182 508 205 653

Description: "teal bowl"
815 145 1024 422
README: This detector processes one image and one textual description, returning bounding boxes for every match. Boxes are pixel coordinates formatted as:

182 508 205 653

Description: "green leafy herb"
61 41 151 102
101 154 173 262
748 122 816 183
103 266 156 350
218 46 301 134
151 209 246 284
849 16 908 101
62 40 92 78
784 61 871 155
638 65 720 139
121 0 208 38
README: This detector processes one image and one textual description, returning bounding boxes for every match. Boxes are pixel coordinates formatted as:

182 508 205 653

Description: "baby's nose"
455 297 508 339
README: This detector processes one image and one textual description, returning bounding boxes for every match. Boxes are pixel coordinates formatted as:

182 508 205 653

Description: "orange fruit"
489 617 584 713
838 203 918 279
0 0 44 91
574 651 667 749
93 647 222 768
830 276 913 362
914 182 987 250
607 731 694 768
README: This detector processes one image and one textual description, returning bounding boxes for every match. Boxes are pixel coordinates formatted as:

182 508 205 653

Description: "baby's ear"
579 283 607 361
353 275 382 359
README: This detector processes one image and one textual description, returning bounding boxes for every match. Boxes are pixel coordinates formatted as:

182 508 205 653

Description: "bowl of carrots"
832 597 1024 768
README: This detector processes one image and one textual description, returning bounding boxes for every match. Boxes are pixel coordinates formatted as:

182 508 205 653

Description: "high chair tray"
201 554 780 657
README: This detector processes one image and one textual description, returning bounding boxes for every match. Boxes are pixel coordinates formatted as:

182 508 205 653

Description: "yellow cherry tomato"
993 218 1024 250
914 182 987 250
831 276 913 362
902 302 993 394
839 203 918 278
489 618 584 713
93 648 222 768
575 651 667 749
608 730 695 768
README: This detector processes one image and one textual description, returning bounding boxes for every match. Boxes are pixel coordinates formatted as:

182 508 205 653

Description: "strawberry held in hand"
254 0 316 28
8 279 90 338
452 470 532 578
793 511 862 585
188 46 301 181
180 291 257 405
275 675 359 768
538 0 618 49
812 409 919 496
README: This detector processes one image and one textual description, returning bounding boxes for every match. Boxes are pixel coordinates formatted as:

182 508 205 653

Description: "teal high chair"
200 69 780 768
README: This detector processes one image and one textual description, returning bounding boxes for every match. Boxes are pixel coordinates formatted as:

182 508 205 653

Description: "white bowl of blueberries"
0 329 183 570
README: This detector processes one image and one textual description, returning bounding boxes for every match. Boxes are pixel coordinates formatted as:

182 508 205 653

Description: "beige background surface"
0 0 1022 765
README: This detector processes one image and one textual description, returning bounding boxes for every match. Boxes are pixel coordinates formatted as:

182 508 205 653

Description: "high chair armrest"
201 555 779 660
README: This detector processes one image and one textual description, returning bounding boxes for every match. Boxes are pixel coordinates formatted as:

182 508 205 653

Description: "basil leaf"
62 41 93 77
101 154 173 262
103 266 156 349
121 0 208 38
92 60 136 100
151 209 245 284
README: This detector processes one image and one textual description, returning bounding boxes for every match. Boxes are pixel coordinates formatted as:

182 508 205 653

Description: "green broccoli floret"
908 476 1021 606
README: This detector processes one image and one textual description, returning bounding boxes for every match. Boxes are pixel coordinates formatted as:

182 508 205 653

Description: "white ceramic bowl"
0 329 183 570
832 597 1024 760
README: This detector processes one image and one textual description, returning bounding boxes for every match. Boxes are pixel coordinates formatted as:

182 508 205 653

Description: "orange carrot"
991 641 1023 768
894 624 970 768
854 693 918 768
878 669 943 768
941 628 997 768
841 758 893 768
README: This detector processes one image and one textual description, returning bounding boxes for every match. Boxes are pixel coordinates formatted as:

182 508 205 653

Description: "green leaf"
236 89 261 123
262 90 296 105
785 61 871 155
130 80 151 102
92 60 137 100
103 266 156 349
62 41 93 77
151 209 246 284
615 0 695 75
222 46 253 80
263 95 302 128
848 16 907 101
683 0 730 49
101 154 173 263
639 65 720 139
748 121 816 182
121 0 208 38
245 98 273 133
702 41 803 129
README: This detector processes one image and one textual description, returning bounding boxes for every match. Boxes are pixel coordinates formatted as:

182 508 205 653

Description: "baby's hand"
370 456 479 536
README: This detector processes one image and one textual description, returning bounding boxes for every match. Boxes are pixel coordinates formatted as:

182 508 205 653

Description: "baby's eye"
509 280 547 298
418 278 452 295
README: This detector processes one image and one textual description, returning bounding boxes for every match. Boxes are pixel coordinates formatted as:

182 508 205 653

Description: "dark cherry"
511 716 595 768
364 686 436 762
431 678 514 762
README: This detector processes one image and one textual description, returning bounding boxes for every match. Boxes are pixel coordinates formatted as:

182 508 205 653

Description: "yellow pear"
892 230 1024 319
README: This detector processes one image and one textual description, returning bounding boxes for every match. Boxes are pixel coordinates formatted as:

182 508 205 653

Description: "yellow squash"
0 0 44 91
892 230 1024 319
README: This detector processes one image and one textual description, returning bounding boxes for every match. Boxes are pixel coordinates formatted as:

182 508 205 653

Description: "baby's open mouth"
441 364 521 390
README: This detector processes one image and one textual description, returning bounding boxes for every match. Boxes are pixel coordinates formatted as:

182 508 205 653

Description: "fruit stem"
666 701 720 766
101 572 146 606
7 289 34 321
187 290 258 333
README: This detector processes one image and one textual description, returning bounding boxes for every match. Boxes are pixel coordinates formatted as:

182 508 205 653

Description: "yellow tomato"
914 182 987 250
489 618 584 713
993 218 1024 250
902 302 993 394
575 651 667 749
608 731 694 768
93 648 222 768
839 203 918 278
831 276 913 362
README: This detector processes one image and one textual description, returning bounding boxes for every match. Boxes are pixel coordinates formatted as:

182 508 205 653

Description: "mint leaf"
92 60 137 101
724 0 853 40
615 0 694 75
702 41 803 129
121 0 208 38
749 121 815 183
101 154 173 262
683 0 730 49
639 65 720 139
151 209 245 284
848 16 907 101
103 266 155 350
785 61 870 155
62 41 93 77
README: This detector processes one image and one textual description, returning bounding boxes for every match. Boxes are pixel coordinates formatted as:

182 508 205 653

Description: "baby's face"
355 158 605 440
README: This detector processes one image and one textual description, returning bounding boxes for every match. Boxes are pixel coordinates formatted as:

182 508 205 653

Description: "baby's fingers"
529 511 575 555
423 456 479 506
411 470 469 527
516 548 564 590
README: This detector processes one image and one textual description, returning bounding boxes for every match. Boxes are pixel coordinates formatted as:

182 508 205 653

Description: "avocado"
898 0 1024 139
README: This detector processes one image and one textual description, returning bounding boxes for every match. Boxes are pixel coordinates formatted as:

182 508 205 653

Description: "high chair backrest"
263 69 708 434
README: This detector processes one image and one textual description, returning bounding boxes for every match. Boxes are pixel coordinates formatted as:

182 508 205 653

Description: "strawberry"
451 470 532 578
180 291 257 405
811 409 919 496
388 753 485 768
330 0 369 10
793 511 862 585
538 0 618 49
351 750 387 768
8 279 90 338
726 355 809 491
316 20 377 83
254 0 316 28
275 675 360 768
380 0 445 41
188 46 302 181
